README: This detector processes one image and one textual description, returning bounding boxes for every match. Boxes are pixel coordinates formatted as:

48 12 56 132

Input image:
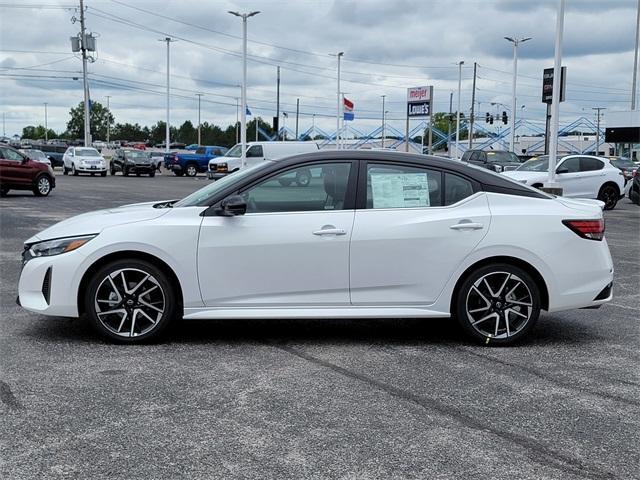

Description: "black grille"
594 283 612 301
42 267 52 305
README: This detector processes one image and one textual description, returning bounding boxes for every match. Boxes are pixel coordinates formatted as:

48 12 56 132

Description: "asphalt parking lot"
1 171 639 480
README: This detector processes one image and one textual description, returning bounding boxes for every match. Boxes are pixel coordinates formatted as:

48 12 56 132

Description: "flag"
246 107 252 116
343 97 354 121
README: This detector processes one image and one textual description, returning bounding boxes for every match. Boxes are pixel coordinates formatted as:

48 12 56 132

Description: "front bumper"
76 165 107 173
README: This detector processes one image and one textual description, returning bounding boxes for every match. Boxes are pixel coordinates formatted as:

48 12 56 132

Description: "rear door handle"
450 222 484 230
313 228 346 236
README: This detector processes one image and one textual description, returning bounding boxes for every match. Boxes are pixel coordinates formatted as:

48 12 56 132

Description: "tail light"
562 219 605 241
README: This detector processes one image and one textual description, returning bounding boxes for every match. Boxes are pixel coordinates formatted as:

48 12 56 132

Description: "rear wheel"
85 259 177 343
185 163 198 177
598 184 619 210
455 263 541 346
173 170 183 177
33 175 52 196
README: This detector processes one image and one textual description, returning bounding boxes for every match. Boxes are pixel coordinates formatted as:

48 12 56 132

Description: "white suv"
63 147 107 176
503 154 625 210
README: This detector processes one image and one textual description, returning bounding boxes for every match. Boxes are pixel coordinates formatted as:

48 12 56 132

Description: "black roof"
273 149 547 199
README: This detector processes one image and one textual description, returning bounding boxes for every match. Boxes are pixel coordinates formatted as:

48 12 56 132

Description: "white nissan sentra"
17 151 614 345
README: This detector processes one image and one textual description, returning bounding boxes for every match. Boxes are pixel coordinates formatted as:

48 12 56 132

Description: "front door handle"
450 222 484 230
313 227 346 236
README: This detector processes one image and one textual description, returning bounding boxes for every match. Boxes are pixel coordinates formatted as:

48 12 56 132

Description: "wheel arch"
450 255 549 312
599 180 620 195
77 250 184 316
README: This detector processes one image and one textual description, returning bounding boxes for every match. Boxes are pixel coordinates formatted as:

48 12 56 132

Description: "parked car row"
0 145 56 196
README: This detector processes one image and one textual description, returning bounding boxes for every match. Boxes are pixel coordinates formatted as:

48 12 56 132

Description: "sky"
0 0 638 139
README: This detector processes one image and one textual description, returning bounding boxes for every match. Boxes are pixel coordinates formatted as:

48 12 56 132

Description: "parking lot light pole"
159 37 175 153
504 36 531 153
105 95 111 145
381 95 386 148
195 93 203 146
333 52 344 149
455 61 464 159
545 0 565 194
229 10 260 168
44 103 48 142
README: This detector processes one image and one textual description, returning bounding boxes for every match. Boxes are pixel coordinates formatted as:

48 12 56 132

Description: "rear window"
75 148 99 157
196 147 206 154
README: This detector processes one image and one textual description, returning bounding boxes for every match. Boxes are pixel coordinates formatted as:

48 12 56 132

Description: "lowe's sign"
407 86 432 117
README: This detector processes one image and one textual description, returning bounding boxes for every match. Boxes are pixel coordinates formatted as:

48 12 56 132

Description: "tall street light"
504 35 532 153
455 61 464 159
195 93 204 146
380 94 386 148
546 0 565 194
105 95 111 145
43 102 48 142
229 10 260 168
332 52 344 149
159 37 175 153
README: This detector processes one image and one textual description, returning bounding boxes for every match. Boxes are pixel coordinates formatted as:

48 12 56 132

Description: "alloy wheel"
37 177 51 195
186 165 197 177
94 268 166 338
599 186 617 210
465 271 533 340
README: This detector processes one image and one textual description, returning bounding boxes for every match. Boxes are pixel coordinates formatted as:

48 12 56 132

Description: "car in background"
503 154 625 210
166 145 228 177
610 157 637 184
92 141 107 151
0 145 55 197
628 170 640 205
62 147 107 176
110 149 155 177
461 149 523 173
208 141 319 179
38 144 66 168
185 144 200 151
21 149 51 167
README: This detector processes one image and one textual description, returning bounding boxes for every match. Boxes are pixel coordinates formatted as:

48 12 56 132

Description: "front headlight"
27 235 97 258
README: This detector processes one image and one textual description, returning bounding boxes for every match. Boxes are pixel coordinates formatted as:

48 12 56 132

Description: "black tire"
110 164 116 175
278 178 293 187
72 164 79 176
173 170 183 177
84 259 177 343
185 163 198 177
454 263 541 346
295 169 311 187
598 184 619 210
0 187 9 197
63 166 68 175
32 175 52 197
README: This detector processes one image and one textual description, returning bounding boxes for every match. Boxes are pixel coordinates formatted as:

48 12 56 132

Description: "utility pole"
504 35 532 153
469 62 477 149
632 0 640 109
79 0 90 146
592 107 606 155
295 98 299 139
276 66 280 140
195 93 203 145
235 97 239 144
105 95 111 145
448 91 453 158
455 60 464 159
334 52 344 149
44 102 48 142
381 94 386 148
546 0 565 192
159 37 175 153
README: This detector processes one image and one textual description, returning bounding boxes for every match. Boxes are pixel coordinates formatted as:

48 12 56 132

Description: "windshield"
29 150 46 160
611 157 634 168
174 162 272 207
486 151 520 163
225 144 242 158
517 156 550 171
125 150 151 159
76 148 100 157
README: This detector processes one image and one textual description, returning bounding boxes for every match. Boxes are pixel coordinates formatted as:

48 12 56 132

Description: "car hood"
502 170 546 183
26 201 172 243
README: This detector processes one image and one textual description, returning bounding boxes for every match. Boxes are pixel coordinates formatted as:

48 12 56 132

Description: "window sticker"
370 172 430 208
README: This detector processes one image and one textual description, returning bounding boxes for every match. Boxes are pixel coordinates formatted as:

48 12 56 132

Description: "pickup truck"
165 146 228 177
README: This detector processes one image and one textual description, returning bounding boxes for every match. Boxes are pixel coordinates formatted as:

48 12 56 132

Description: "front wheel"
185 164 198 177
85 259 177 343
455 264 541 346
33 175 52 196
149 170 155 178
598 184 619 210
63 166 68 175
72 164 79 176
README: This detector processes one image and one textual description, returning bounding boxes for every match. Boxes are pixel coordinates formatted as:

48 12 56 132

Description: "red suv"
0 144 56 197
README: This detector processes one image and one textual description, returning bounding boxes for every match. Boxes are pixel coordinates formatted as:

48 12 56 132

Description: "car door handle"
450 222 484 230
313 228 346 236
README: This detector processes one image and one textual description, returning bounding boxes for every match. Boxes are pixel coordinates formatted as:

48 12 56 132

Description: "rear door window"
580 157 604 171
366 163 442 209
247 145 264 158
559 157 580 173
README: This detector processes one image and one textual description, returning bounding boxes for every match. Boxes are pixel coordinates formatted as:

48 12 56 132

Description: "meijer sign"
407 86 431 102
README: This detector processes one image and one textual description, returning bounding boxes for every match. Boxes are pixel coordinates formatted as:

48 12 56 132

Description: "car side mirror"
217 195 247 216
556 168 569 174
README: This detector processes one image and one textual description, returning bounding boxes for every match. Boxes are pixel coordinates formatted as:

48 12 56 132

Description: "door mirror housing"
556 167 569 174
217 195 247 216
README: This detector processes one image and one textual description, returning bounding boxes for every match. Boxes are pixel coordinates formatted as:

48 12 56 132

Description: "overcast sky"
1 0 638 139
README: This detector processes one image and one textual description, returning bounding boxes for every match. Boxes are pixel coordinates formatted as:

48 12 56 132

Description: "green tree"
149 121 178 146
111 122 146 141
21 125 57 140
66 101 114 141
176 120 197 144
425 112 467 141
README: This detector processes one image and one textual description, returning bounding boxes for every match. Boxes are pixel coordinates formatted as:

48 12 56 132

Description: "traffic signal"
485 112 490 124
489 115 494 125
502 111 508 124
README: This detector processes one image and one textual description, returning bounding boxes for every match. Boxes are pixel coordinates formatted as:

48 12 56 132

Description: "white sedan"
503 154 625 210
62 146 107 176
18 151 614 346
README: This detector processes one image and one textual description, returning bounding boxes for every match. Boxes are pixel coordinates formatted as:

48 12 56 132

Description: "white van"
207 141 319 180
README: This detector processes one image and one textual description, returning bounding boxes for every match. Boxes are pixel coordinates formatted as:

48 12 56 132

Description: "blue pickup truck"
164 146 228 177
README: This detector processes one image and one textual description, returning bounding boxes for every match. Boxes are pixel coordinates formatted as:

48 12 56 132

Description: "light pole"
229 10 260 168
159 37 175 153
282 112 288 141
455 60 464 159
381 94 386 148
195 93 203 146
504 36 532 153
333 52 344 149
546 0 565 193
592 107 606 155
44 102 48 142
105 95 111 145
